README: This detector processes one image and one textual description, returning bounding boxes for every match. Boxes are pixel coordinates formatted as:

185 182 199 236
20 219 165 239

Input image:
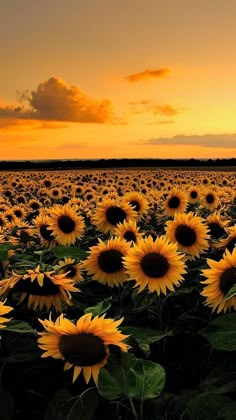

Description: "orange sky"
1 0 236 159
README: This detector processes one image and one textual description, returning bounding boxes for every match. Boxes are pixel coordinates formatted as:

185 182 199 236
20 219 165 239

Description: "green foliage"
200 313 236 351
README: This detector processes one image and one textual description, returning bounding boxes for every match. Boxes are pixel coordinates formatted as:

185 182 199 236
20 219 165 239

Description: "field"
0 168 235 420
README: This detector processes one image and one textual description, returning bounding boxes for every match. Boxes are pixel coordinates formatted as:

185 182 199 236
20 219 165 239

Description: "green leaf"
84 297 112 316
224 283 236 300
0 392 15 420
98 367 124 400
124 359 166 401
45 388 72 420
0 245 11 260
4 319 35 334
51 246 87 259
98 353 166 402
98 352 137 400
186 393 236 420
200 313 236 351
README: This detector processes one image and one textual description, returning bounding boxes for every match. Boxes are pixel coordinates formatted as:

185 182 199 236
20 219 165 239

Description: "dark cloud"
142 133 236 148
125 68 170 82
0 77 116 128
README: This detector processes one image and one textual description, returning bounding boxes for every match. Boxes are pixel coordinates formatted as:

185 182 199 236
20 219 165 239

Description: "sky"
1 0 236 160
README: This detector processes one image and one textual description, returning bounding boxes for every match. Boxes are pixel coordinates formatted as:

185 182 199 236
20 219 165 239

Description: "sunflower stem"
139 399 144 420
129 397 138 419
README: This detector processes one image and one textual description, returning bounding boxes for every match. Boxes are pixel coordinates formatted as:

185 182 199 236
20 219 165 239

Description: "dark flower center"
0 218 4 226
53 190 59 196
123 231 137 242
219 267 236 295
208 222 226 240
140 252 169 278
44 180 51 187
175 224 197 246
14 210 23 218
40 224 54 241
98 250 123 273
206 194 215 204
62 265 77 278
106 206 126 226
58 216 76 234
129 200 141 212
190 191 198 199
14 275 59 296
168 196 180 209
59 333 107 366
31 202 40 210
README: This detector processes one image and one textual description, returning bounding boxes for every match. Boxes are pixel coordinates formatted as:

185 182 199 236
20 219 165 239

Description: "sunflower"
82 237 130 287
201 248 236 313
37 313 129 385
0 299 13 329
114 219 144 244
48 205 85 245
165 212 210 259
201 189 219 210
34 213 56 246
206 212 230 240
188 187 200 204
92 198 136 234
162 189 188 217
11 205 26 221
123 235 186 294
122 191 149 220
54 258 84 282
0 265 78 311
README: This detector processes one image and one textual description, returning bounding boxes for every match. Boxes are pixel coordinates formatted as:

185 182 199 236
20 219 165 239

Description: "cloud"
0 77 116 128
129 100 184 116
142 133 236 148
125 68 170 82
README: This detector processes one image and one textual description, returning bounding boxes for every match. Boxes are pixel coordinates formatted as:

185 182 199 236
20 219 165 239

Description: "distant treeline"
0 158 236 171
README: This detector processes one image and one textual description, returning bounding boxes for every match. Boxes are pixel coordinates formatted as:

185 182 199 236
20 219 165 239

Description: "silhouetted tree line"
0 158 236 171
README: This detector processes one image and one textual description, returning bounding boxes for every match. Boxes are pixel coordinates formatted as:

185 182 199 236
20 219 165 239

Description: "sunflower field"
0 168 236 420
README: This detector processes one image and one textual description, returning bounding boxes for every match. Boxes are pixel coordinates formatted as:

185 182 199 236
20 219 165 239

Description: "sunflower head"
48 204 85 245
54 257 84 282
82 236 131 287
92 198 137 234
0 265 78 311
37 313 129 385
163 189 188 216
201 248 236 313
123 235 186 295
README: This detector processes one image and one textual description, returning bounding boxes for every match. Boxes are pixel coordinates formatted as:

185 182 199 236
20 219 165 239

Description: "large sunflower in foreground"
201 248 236 313
0 265 78 311
92 198 136 233
37 313 129 385
0 299 13 329
48 205 85 245
123 235 186 294
82 237 131 287
165 212 210 259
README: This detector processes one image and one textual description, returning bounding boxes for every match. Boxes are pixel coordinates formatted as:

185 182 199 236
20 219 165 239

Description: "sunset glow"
1 0 236 159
